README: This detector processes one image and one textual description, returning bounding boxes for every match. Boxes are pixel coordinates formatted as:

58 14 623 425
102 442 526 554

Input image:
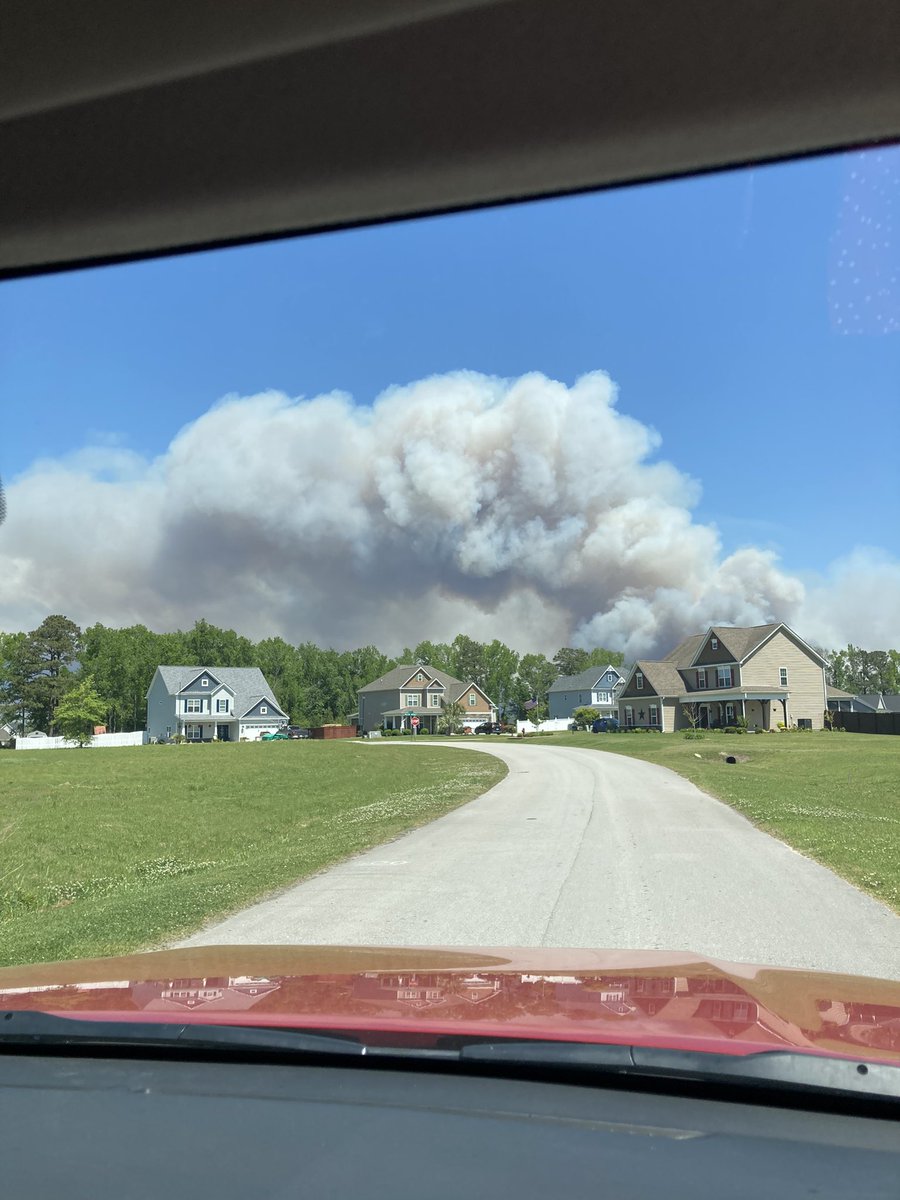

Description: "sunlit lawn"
0 741 506 967
538 730 900 914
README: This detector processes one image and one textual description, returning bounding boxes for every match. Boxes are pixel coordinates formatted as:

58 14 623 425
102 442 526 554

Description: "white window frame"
725 702 736 724
216 698 229 713
649 704 658 726
201 678 209 687
184 697 202 713
624 705 634 727
468 692 477 706
404 693 421 707
711 638 718 650
635 672 644 690
416 672 424 682
697 668 707 689
780 667 788 686
185 724 202 741
429 693 441 707
260 705 268 715
716 667 732 688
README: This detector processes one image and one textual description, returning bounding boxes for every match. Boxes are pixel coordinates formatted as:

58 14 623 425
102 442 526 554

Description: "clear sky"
1 144 898 652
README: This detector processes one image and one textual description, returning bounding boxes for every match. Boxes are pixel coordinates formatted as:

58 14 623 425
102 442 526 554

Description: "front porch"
678 688 788 731
177 718 239 742
381 708 442 733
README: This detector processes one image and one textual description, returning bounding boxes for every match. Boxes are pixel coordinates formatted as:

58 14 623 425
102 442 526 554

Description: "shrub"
683 730 705 740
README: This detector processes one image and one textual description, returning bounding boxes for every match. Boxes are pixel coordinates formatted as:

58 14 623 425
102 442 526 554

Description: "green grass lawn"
0 741 506 968
535 730 900 914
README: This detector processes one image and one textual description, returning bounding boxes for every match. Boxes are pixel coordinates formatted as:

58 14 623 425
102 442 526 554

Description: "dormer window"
260 705 268 715
201 678 209 687
635 672 644 690
711 638 718 651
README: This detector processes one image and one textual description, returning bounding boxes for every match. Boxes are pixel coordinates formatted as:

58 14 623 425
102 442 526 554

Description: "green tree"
571 705 600 729
23 614 82 733
438 699 465 734
513 653 557 717
481 640 520 719
449 634 487 687
54 675 108 746
401 641 453 672
553 646 625 675
0 631 30 732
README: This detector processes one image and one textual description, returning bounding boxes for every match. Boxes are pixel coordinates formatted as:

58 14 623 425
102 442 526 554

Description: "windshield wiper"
0 1011 366 1058
459 1041 900 1102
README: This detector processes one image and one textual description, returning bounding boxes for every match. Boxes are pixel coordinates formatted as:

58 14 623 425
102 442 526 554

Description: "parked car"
285 726 311 739
474 722 504 734
592 717 620 733
261 730 288 740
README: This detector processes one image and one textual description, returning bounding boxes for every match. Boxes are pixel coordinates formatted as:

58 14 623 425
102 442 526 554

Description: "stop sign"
411 717 420 727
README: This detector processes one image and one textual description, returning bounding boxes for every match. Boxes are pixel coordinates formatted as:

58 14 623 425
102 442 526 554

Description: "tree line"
3 615 892 737
0 616 624 735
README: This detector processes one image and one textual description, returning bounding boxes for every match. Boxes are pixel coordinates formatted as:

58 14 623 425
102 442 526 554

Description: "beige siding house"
618 623 828 732
358 665 496 733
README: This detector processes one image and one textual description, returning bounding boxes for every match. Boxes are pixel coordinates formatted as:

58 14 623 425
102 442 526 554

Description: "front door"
724 703 735 725
216 724 230 741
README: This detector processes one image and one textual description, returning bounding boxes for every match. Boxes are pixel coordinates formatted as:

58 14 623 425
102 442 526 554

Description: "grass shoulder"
0 740 506 967
534 730 900 914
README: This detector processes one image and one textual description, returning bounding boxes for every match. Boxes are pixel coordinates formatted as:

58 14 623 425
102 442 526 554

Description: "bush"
683 730 705 740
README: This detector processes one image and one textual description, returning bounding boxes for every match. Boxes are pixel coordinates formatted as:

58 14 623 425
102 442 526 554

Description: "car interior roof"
1 0 899 277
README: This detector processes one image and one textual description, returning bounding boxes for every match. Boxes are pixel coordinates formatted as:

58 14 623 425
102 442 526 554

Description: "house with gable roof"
358 664 496 733
617 622 828 732
146 666 289 742
548 664 626 721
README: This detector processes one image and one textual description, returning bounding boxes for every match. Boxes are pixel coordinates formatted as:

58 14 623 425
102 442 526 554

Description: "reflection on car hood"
0 946 898 1065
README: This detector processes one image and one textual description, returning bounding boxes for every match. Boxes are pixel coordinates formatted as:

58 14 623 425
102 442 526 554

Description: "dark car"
592 717 620 733
474 722 504 734
285 726 312 739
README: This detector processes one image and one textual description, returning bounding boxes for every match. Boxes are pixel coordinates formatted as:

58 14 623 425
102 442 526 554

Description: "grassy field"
531 730 900 914
0 741 506 968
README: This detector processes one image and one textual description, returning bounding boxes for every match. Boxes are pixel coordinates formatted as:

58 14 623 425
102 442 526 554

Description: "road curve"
177 741 900 979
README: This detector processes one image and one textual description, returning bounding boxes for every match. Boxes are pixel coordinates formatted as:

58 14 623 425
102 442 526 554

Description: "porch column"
741 698 746 722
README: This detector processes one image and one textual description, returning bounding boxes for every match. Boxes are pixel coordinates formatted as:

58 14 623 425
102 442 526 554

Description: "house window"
725 703 735 724
780 668 788 686
165 726 172 737
649 705 659 726
711 638 718 650
468 692 477 706
201 678 209 687
606 673 616 683
404 693 421 707
185 724 202 741
635 672 643 690
260 705 268 715
216 699 229 713
716 667 733 688
416 673 424 682
184 697 202 713
429 693 441 707
624 706 634 727
696 668 707 689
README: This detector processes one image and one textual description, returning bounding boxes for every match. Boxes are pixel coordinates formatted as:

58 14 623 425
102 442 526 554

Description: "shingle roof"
882 695 900 712
856 694 883 711
857 693 900 712
662 634 705 664
708 623 783 663
549 665 623 692
826 685 855 699
359 664 469 698
154 666 286 718
630 659 687 698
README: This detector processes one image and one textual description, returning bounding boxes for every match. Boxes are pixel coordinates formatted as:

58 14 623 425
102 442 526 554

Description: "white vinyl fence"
15 730 148 750
515 717 574 734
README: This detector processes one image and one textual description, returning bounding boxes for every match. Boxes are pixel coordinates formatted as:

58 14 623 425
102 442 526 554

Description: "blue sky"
1 145 898 650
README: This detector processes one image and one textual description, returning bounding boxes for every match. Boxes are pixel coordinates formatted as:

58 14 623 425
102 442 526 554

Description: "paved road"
177 741 900 979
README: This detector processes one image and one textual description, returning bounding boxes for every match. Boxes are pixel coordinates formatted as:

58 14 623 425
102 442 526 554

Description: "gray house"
146 666 288 742
548 665 626 721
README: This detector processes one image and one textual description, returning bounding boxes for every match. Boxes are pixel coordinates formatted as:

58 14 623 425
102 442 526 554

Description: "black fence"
830 710 900 735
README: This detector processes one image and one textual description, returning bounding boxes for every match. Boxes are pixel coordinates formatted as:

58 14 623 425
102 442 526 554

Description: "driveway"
177 741 900 979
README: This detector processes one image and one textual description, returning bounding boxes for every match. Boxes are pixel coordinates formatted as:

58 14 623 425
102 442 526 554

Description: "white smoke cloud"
0 370 896 656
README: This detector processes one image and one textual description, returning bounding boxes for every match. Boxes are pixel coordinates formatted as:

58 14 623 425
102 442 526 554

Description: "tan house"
358 664 496 733
617 623 828 732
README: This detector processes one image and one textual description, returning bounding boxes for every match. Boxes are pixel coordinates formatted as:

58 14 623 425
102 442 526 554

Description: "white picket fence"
15 730 148 751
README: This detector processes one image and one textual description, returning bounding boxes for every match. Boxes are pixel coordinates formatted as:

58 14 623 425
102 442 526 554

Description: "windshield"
1 145 898 1061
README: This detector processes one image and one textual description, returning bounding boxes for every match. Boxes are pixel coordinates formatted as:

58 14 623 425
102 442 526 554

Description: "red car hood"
1 945 899 1065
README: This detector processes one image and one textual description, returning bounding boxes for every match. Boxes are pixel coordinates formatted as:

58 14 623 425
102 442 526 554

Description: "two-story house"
358 664 497 733
617 623 828 732
548 665 626 721
146 666 289 742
